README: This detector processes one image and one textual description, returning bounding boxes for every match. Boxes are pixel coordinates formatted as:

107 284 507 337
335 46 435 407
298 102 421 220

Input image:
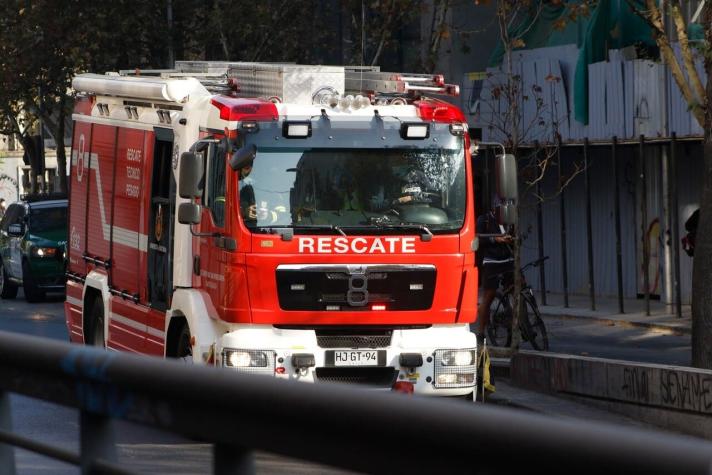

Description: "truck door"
147 128 175 311
198 142 228 310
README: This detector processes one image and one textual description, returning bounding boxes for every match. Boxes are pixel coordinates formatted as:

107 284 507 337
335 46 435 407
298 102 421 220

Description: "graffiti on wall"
0 173 18 206
639 218 661 295
614 365 712 414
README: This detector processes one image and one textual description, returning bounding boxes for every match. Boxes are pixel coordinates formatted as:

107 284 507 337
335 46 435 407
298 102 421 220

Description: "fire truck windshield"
238 145 466 234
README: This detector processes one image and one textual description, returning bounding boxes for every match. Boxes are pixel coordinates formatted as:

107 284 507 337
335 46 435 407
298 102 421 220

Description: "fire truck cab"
66 62 481 398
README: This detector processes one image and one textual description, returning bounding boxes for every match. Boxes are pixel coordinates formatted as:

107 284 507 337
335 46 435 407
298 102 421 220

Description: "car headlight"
31 246 57 258
222 349 275 374
433 348 477 389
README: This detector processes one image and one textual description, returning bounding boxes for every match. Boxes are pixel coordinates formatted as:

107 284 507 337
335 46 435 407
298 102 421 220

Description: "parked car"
0 196 68 302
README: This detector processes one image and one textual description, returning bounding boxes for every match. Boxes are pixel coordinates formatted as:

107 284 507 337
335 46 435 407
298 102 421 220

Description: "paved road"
544 315 691 366
0 291 353 475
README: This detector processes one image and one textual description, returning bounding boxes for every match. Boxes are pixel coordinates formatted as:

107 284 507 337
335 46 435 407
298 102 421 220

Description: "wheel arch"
169 288 223 363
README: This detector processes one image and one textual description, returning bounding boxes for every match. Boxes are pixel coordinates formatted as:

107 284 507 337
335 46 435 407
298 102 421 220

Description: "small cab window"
204 145 226 227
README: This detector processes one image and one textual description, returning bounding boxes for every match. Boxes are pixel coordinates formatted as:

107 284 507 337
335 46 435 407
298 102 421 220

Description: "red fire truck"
65 62 488 398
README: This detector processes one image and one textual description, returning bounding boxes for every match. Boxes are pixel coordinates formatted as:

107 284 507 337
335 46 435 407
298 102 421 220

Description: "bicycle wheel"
520 293 549 351
486 294 512 348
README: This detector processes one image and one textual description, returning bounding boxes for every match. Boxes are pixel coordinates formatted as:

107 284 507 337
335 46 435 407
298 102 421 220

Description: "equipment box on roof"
176 61 346 104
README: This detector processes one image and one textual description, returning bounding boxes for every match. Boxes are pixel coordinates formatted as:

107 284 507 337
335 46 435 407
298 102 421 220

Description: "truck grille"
276 264 436 311
316 328 392 348
315 367 398 388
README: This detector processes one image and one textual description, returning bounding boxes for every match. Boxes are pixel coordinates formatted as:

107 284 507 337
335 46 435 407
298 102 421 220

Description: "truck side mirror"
229 144 257 171
497 203 517 226
179 152 203 199
178 203 201 225
495 154 518 201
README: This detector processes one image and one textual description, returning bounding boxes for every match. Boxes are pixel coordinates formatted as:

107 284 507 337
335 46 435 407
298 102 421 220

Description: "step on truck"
65 62 506 399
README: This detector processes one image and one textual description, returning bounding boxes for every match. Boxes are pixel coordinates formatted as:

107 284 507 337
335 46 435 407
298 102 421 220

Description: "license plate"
326 350 383 367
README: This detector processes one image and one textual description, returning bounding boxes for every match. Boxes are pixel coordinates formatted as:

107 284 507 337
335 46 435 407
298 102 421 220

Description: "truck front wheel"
88 297 105 348
175 324 193 364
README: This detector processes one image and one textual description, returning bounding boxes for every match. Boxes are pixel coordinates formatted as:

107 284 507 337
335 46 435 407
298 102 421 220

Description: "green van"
0 197 68 302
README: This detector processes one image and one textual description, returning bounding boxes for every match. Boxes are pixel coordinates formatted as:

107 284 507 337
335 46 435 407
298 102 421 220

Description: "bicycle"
486 256 549 351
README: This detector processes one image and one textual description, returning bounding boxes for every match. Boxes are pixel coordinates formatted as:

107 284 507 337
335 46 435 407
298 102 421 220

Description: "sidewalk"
536 292 692 335
485 378 658 430
483 294 699 438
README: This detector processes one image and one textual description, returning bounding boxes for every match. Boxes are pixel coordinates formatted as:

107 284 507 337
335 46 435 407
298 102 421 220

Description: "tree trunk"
42 94 69 193
510 201 522 350
691 136 712 369
55 110 68 193
20 134 40 194
691 5 712 369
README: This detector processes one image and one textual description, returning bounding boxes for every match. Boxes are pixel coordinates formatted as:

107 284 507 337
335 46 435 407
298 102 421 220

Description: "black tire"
486 294 512 348
0 261 18 299
175 324 193 363
22 260 44 303
520 294 549 351
88 297 105 348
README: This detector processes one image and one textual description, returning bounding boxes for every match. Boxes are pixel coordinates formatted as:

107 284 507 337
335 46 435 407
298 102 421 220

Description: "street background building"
465 0 706 312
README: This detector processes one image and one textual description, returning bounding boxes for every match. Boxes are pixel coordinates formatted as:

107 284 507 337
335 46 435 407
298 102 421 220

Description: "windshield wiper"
292 224 347 237
374 223 433 242
257 224 347 241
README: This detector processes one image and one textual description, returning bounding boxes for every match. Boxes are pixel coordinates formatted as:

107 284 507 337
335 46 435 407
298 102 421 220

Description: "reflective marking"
110 313 164 339
66 296 83 308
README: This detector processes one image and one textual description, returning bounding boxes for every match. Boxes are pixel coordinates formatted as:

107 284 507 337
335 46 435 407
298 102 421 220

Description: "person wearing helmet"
393 169 438 206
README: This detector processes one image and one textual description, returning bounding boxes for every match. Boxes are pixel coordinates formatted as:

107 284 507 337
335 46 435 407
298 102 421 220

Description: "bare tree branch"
628 0 706 125
671 1 706 104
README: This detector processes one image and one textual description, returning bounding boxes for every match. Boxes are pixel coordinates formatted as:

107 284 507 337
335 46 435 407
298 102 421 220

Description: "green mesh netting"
487 0 655 125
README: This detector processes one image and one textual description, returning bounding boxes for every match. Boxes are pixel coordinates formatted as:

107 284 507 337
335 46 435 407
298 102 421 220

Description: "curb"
540 312 691 336
510 351 712 439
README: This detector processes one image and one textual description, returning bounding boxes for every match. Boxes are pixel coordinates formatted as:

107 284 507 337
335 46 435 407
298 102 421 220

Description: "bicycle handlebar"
522 256 549 272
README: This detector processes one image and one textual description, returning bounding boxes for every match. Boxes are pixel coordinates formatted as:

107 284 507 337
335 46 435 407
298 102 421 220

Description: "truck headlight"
31 246 57 258
441 350 475 366
222 349 275 374
433 348 477 389
436 373 475 386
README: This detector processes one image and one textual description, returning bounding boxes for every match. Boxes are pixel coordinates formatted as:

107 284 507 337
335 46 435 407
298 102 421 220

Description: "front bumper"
218 324 478 397
27 257 66 290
